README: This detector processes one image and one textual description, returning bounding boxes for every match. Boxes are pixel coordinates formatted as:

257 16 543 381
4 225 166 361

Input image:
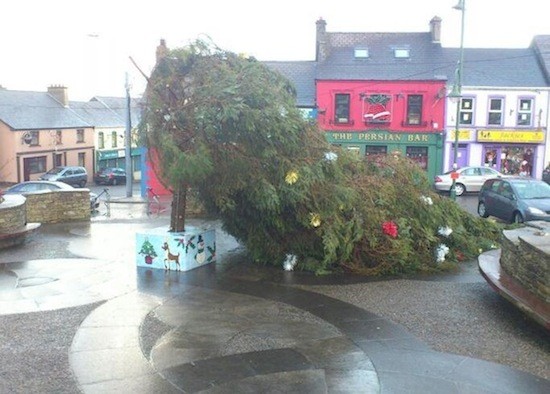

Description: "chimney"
316 18 327 62
430 16 442 43
47 85 69 107
156 39 169 62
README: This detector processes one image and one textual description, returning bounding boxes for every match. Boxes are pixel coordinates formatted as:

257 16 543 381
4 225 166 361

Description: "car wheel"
513 212 524 224
112 178 118 186
79 181 86 188
454 183 466 196
477 202 489 218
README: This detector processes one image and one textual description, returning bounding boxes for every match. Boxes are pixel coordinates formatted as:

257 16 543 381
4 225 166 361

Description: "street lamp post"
449 0 466 201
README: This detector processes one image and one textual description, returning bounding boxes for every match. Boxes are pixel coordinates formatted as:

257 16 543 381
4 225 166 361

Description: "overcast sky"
1 0 549 101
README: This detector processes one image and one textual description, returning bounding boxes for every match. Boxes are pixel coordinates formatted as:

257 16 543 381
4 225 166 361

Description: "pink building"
0 86 95 184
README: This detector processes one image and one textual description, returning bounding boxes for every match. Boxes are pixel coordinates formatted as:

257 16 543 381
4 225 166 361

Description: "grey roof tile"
0 90 90 130
263 61 316 107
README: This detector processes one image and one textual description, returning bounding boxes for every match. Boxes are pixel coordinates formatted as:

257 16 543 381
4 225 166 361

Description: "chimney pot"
47 85 69 107
430 16 442 43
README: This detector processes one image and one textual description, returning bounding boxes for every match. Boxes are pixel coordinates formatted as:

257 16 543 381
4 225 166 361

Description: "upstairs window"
517 98 533 126
55 129 62 145
30 131 39 146
76 129 85 143
488 98 503 126
98 132 104 149
459 98 474 125
334 94 351 124
406 95 423 125
112 131 118 148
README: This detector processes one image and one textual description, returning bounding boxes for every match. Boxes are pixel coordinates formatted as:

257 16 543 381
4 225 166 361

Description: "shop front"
96 148 143 180
477 130 545 178
325 130 444 180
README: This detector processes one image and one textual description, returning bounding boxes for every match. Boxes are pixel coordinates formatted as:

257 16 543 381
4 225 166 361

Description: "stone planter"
136 226 216 271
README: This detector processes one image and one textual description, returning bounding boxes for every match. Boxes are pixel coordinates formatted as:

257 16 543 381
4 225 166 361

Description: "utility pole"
125 72 133 197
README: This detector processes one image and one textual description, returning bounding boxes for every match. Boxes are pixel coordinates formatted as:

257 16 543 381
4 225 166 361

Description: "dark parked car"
3 181 99 211
94 168 127 185
39 166 88 187
478 177 550 223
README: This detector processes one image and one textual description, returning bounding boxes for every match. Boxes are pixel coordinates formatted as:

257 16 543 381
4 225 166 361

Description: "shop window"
76 129 85 143
26 156 47 174
98 132 104 149
487 98 503 126
334 94 351 124
346 146 360 155
406 146 428 170
500 147 534 175
484 149 497 168
459 98 474 125
365 145 387 157
517 98 533 126
406 95 423 125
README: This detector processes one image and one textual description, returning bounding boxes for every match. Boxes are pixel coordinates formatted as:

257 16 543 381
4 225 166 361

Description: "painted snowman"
195 235 206 264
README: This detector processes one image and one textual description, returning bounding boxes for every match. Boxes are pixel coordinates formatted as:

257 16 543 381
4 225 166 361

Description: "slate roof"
263 61 316 107
441 48 547 88
264 30 549 103
317 32 447 81
71 96 142 128
0 89 90 130
531 35 550 85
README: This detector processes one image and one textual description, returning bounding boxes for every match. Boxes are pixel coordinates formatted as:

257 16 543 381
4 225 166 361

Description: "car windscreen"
46 167 65 174
512 181 550 199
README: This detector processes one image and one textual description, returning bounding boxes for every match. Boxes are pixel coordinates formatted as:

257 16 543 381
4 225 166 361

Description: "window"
112 131 118 148
98 132 104 149
334 94 351 124
26 156 47 174
406 146 428 170
517 98 533 126
406 95 423 125
365 146 387 156
29 131 39 146
78 152 85 167
394 48 410 58
346 146 360 155
76 129 85 143
488 98 503 126
54 153 63 167
354 48 369 58
55 130 62 144
459 98 474 125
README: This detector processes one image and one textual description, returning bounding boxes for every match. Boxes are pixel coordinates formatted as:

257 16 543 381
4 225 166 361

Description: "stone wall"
0 195 26 232
24 190 91 223
501 223 550 303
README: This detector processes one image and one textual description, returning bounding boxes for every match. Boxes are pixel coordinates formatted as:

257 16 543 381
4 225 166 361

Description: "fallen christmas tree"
139 40 502 275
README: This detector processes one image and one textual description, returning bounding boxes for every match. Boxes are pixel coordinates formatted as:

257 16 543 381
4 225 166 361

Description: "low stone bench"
0 223 41 249
479 221 550 330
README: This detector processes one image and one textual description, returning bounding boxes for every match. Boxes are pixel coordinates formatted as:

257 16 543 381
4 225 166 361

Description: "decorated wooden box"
136 226 216 271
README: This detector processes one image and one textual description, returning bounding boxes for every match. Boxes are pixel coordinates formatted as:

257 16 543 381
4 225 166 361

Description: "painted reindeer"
161 241 180 271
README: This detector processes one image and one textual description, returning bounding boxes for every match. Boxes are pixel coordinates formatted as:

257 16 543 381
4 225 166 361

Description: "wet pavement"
0 198 549 393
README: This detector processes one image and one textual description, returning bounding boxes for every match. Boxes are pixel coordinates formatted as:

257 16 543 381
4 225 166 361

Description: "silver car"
434 166 505 196
3 180 99 211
